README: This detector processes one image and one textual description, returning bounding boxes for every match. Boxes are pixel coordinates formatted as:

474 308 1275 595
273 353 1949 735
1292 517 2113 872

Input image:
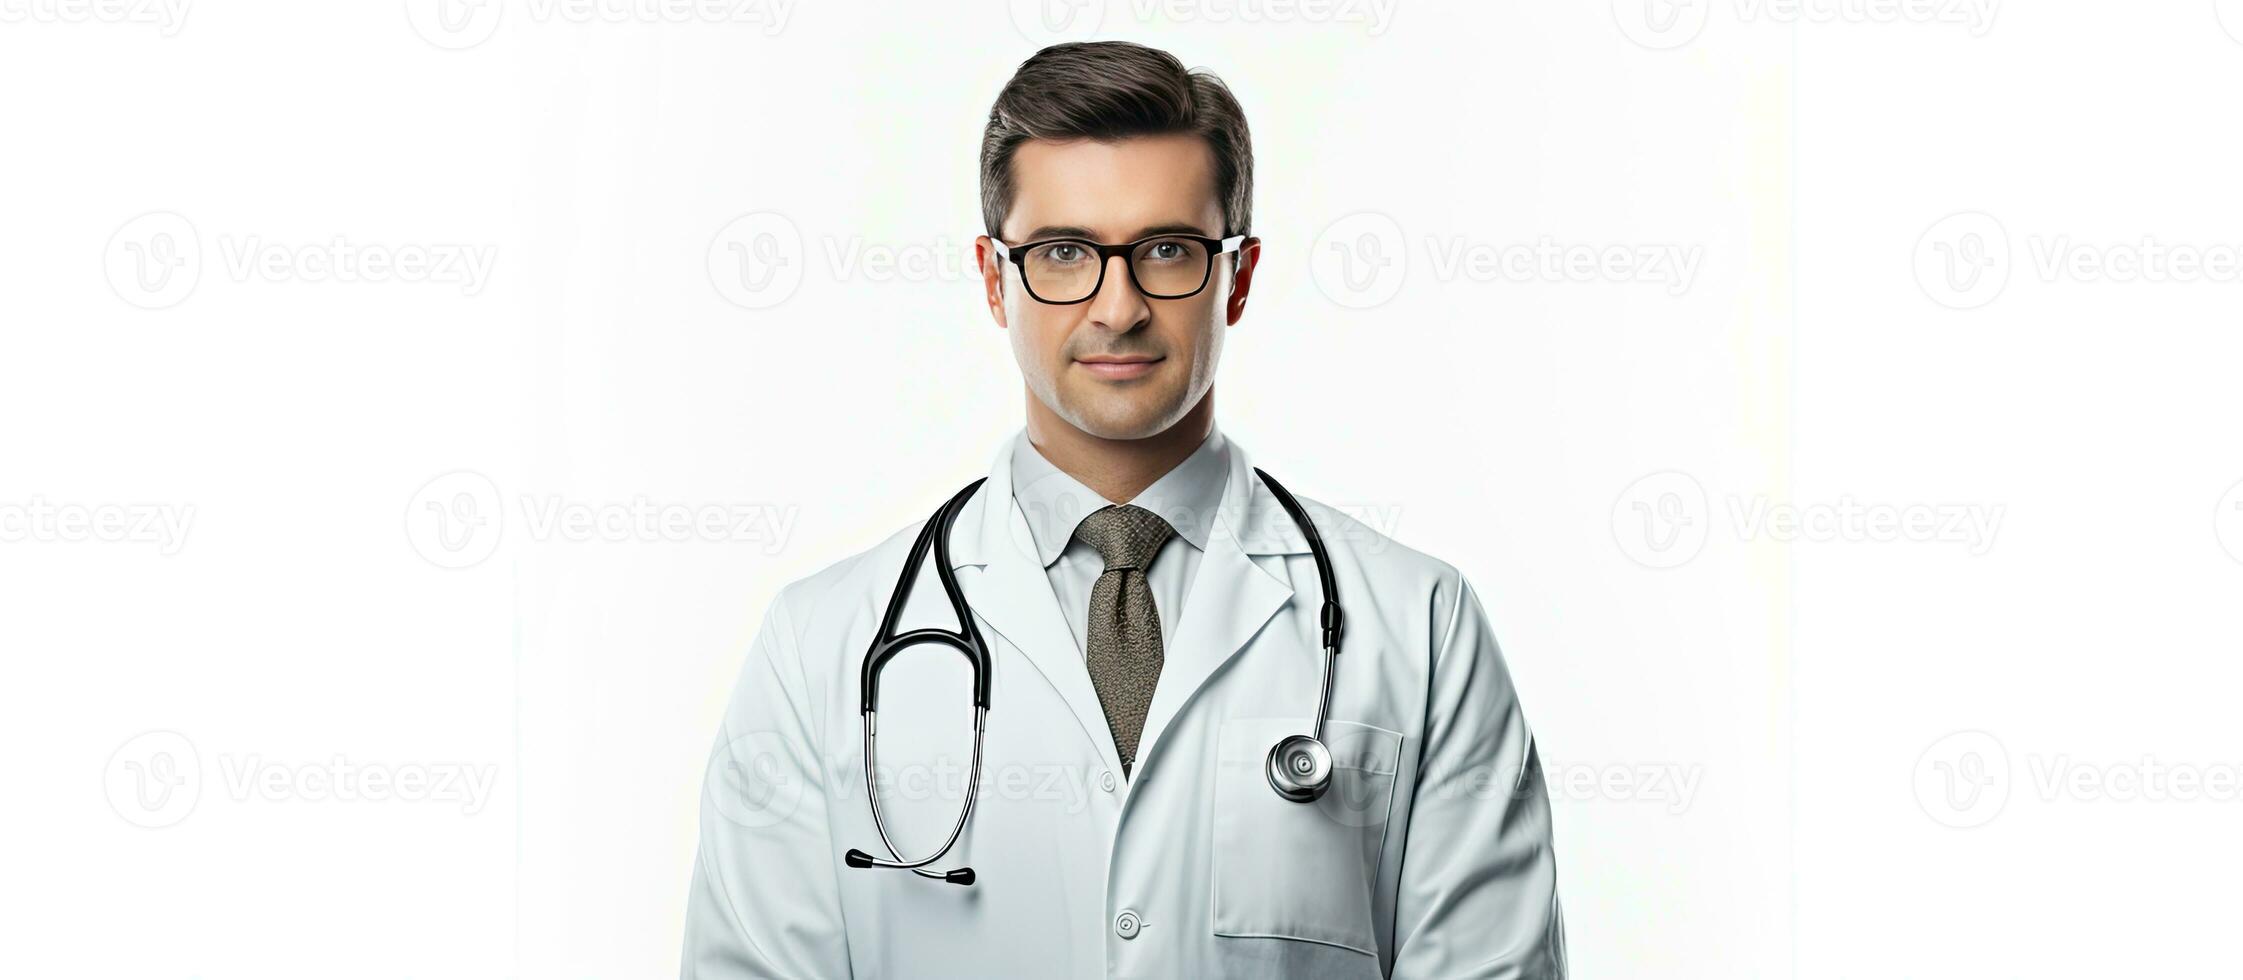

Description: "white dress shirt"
1008 424 1231 659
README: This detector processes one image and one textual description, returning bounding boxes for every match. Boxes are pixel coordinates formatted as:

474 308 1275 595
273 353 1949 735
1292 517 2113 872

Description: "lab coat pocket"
1211 716 1402 956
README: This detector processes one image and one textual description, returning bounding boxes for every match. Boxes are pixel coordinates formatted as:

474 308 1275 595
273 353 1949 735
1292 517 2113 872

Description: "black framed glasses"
991 233 1248 305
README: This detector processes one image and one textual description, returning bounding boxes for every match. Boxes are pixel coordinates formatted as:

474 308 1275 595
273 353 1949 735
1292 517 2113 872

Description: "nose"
1086 252 1151 332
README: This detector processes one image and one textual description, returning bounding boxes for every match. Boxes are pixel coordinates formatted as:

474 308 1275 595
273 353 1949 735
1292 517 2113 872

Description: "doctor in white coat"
683 40 1564 979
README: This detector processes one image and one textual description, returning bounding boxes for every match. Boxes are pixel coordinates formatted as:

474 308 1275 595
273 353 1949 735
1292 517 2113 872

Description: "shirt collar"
1009 423 1230 568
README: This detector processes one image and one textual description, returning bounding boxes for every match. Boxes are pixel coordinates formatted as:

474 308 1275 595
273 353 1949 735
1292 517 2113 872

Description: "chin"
1056 394 1184 441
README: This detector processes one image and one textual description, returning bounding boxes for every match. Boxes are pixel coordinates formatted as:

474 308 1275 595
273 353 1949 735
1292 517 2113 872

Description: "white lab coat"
682 432 1565 979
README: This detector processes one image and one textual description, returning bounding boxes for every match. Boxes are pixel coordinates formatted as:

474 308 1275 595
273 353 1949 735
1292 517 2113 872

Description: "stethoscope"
843 468 1345 887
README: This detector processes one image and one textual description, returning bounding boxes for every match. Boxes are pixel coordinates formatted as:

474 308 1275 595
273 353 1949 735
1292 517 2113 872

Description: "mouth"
1073 354 1163 381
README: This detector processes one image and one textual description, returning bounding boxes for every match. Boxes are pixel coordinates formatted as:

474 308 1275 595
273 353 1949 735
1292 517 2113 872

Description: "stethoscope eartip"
1265 734 1333 803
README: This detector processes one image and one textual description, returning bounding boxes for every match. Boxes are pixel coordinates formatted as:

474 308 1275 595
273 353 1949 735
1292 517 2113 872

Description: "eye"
1045 243 1087 264
1139 238 1205 265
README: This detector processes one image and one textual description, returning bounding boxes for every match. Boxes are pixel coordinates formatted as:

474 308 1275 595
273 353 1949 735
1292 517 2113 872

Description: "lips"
1074 355 1162 381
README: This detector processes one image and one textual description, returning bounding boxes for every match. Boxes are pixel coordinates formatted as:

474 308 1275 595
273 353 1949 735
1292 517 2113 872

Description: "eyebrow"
1018 222 1217 242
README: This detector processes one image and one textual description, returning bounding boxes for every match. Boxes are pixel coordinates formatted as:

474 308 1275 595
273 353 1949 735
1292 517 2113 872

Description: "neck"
1024 389 1215 505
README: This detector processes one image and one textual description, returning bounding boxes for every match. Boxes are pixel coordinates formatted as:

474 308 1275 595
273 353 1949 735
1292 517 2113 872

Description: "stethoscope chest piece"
1265 733 1333 803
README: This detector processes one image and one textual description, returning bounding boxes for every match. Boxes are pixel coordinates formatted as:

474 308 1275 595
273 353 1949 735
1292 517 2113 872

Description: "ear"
975 235 1009 330
1224 237 1262 326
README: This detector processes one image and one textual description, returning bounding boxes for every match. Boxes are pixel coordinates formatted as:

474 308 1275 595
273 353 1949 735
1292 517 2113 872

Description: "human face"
977 133 1261 441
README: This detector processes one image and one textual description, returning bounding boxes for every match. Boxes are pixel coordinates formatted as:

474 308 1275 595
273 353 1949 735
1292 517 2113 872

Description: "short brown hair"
979 41 1254 241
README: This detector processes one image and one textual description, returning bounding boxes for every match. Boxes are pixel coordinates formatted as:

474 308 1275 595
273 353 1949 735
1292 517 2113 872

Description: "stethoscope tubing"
846 467 1343 885
855 706 987 883
846 478 990 885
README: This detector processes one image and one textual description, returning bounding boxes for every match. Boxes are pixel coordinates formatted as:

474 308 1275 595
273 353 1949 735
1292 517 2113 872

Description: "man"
683 41 1564 979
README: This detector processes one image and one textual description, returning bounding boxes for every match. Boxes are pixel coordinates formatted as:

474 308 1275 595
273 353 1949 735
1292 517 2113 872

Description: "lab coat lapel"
946 438 1128 778
1133 439 1300 775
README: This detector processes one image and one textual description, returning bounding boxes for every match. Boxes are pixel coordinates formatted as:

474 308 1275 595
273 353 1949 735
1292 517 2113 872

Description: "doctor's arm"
682 592 855 979
1388 574 1567 979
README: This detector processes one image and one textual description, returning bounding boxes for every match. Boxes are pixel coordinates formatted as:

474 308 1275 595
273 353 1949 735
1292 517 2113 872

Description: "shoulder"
758 476 1000 666
1266 486 1476 647
760 512 934 653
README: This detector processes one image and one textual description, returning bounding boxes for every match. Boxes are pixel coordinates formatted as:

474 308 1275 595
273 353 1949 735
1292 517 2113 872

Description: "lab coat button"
1100 770 1117 793
1114 908 1142 939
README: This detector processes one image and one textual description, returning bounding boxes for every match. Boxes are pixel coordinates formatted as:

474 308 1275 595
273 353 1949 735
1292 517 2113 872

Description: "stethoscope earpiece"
1265 733 1333 803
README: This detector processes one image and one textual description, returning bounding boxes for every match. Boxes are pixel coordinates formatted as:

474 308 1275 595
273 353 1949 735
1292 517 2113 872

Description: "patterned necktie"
1074 504 1175 778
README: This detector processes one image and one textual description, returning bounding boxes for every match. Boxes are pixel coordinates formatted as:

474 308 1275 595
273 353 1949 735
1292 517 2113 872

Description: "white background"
4 1 2240 977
